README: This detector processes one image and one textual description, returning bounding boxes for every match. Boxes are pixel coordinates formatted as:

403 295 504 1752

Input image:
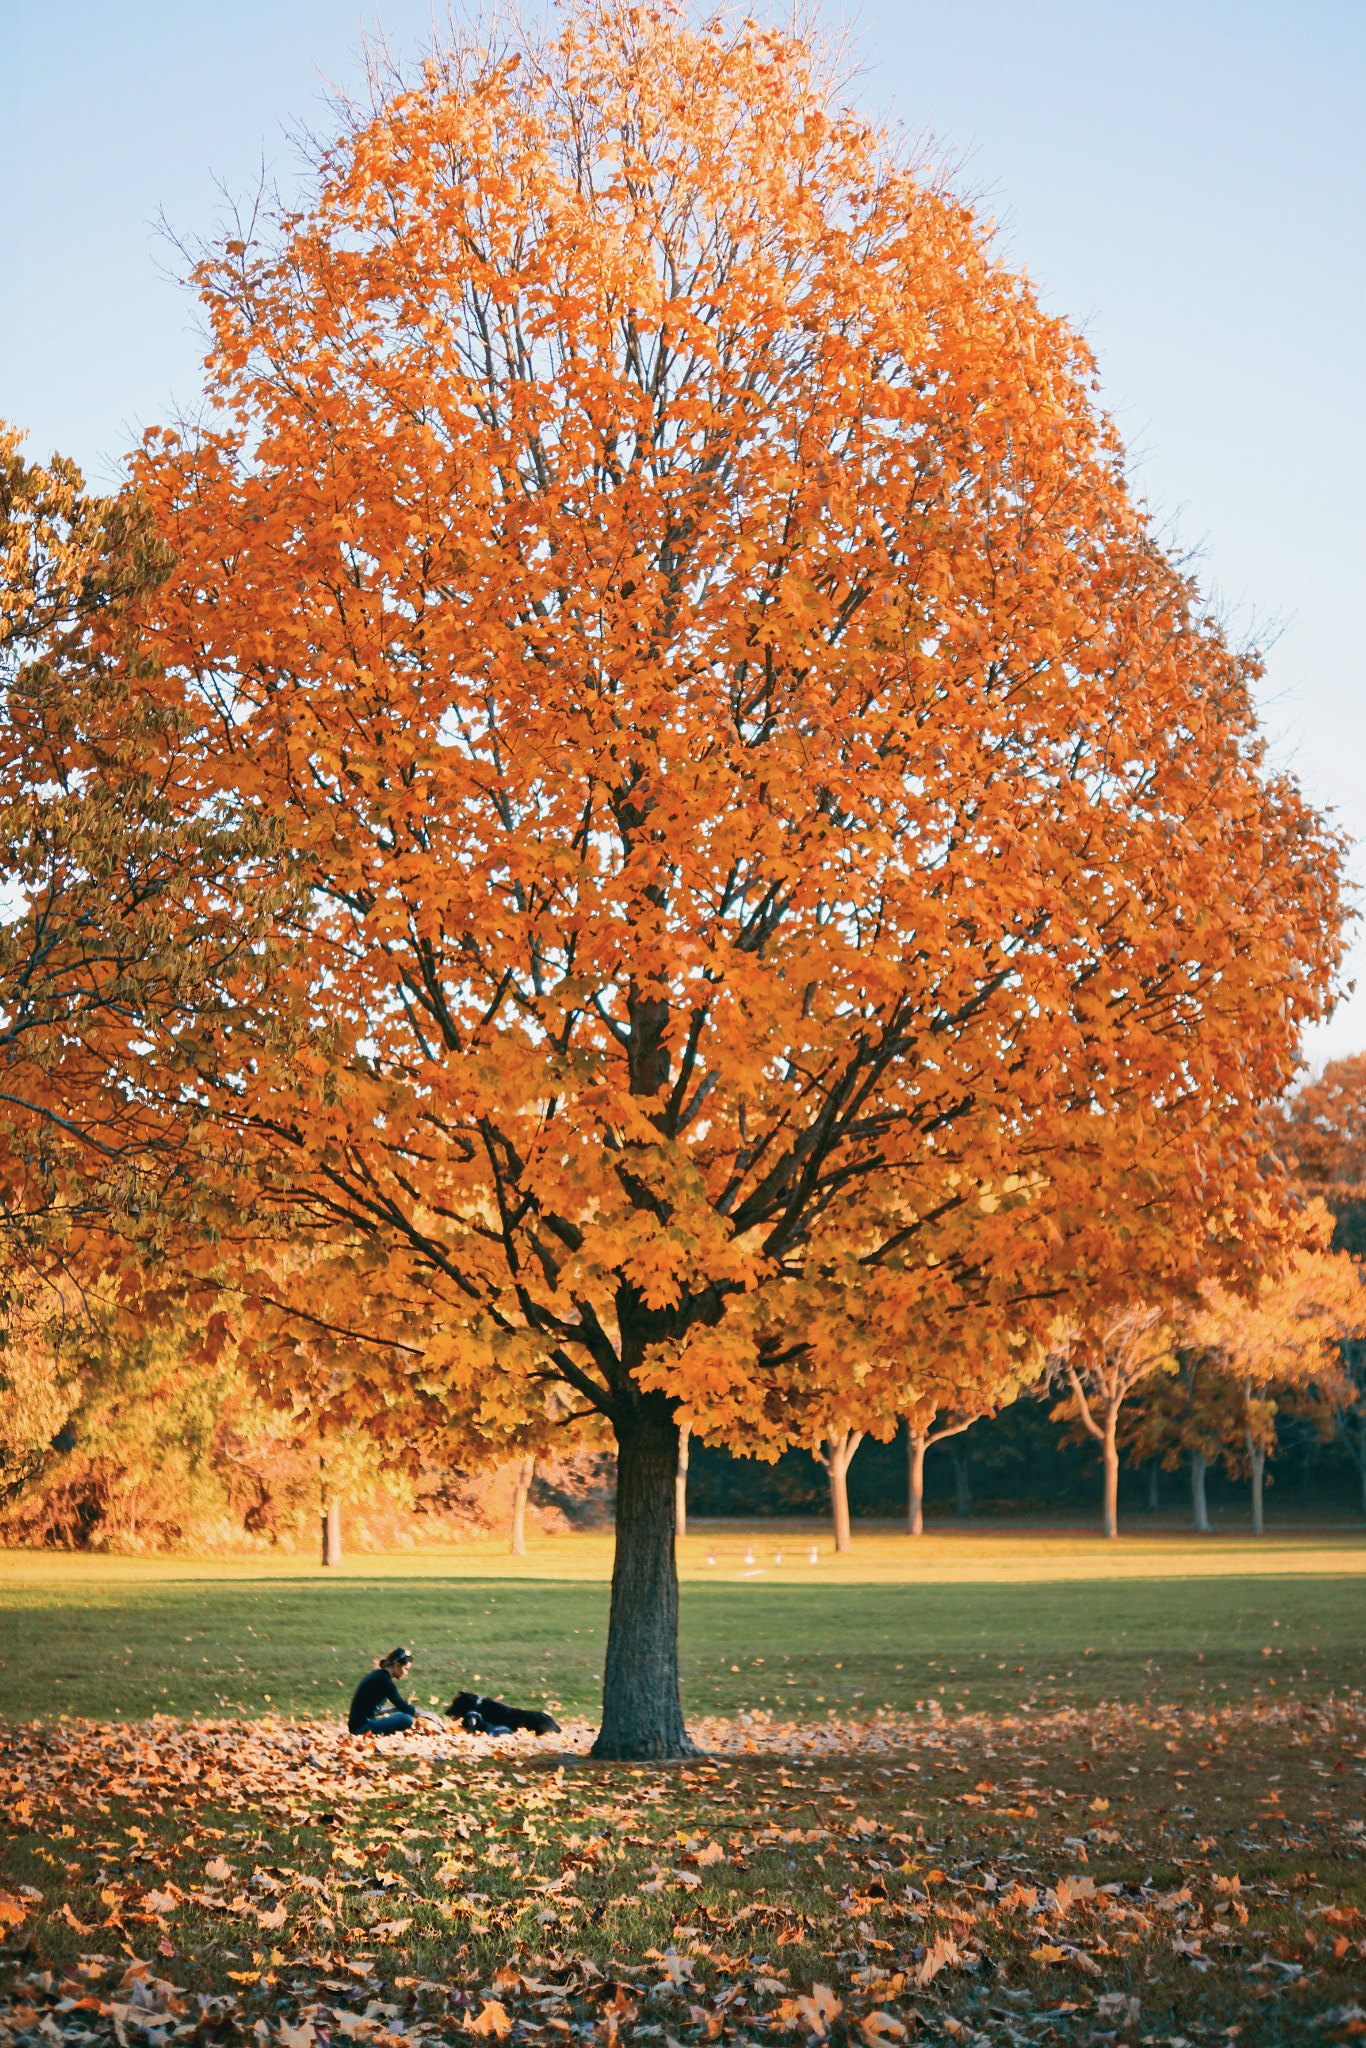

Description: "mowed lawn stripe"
1 1541 1364 1725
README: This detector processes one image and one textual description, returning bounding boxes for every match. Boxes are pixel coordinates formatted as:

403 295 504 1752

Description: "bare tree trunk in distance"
321 1497 342 1568
510 1454 534 1556
1101 1412 1119 1539
950 1446 972 1519
1148 1458 1160 1512
1064 1359 1121 1539
592 1391 695 1760
1339 1399 1366 1514
908 1413 979 1537
1191 1450 1211 1532
675 1419 690 1541
907 1430 927 1536
819 1431 864 1552
1248 1432 1266 1536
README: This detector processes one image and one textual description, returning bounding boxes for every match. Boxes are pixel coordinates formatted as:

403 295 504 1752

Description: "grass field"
3 1526 1365 2048
2 1524 1364 1726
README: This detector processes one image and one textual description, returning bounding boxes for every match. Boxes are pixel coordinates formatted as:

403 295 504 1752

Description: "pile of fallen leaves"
2 1695 1365 2047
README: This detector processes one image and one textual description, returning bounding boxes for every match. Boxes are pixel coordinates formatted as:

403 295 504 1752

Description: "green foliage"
0 1304 404 1553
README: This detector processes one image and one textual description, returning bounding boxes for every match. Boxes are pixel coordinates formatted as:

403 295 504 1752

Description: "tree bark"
1101 1411 1119 1539
1191 1450 1210 1532
951 1445 972 1519
820 1430 863 1552
510 1453 534 1556
1249 1434 1266 1536
321 1498 342 1567
592 1392 695 1759
675 1419 691 1541
907 1431 927 1537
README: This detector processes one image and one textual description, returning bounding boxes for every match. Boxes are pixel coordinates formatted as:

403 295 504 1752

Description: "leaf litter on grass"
2 1694 1365 2048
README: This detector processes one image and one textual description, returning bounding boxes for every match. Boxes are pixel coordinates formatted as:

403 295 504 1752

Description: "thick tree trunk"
1249 1437 1266 1536
1191 1451 1210 1532
951 1445 972 1519
675 1419 690 1541
1359 1413 1366 1516
1147 1457 1160 1512
1101 1414 1119 1539
321 1498 342 1567
592 1393 695 1760
510 1454 534 1556
907 1431 927 1537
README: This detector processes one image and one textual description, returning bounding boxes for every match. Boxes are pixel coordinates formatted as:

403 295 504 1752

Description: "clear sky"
7 1 1363 1068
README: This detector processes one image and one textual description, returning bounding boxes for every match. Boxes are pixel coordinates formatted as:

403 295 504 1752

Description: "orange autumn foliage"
0 430 290 1251
116 5 1342 1748
1276 1052 1366 1256
1185 1201 1363 1529
1188 1203 1363 1412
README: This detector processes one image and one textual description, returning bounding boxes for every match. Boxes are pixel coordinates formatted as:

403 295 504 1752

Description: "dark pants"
356 1711 415 1735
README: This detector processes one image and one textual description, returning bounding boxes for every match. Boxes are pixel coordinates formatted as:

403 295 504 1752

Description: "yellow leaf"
915 1935 961 1987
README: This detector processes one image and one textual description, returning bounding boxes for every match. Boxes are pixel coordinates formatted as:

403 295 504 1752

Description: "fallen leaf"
915 1935 961 1987
0 1894 26 1930
205 1857 234 1883
695 1842 726 1867
333 2015 378 2040
279 2025 316 2048
466 2002 513 2039
859 2013 907 2045
775 1985 841 2037
256 1904 288 1932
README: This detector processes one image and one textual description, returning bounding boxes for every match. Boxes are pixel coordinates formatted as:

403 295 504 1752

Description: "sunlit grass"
2 1525 1364 1726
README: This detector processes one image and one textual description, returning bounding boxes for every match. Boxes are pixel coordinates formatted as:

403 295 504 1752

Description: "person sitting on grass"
347 1646 442 1737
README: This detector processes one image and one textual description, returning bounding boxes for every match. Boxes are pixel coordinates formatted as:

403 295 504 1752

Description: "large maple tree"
126 4 1343 1754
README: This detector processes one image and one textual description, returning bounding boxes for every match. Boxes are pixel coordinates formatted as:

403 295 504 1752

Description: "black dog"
446 1690 561 1737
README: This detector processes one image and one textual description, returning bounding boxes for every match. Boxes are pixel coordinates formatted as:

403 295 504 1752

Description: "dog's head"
447 1690 480 1719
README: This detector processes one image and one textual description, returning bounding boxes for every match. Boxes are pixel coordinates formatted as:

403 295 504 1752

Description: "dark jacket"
347 1666 412 1733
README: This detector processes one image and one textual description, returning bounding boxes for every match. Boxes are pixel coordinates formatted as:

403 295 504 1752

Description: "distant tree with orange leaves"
1276 1053 1366 1257
1186 1204 1362 1532
109 3 1344 1754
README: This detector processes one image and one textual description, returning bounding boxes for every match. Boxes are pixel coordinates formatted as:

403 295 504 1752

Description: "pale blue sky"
6 2 1363 1067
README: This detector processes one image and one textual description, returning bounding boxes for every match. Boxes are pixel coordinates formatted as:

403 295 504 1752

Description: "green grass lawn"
2 1525 1364 1726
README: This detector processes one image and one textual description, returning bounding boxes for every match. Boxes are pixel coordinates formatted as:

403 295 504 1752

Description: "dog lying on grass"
446 1690 562 1737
